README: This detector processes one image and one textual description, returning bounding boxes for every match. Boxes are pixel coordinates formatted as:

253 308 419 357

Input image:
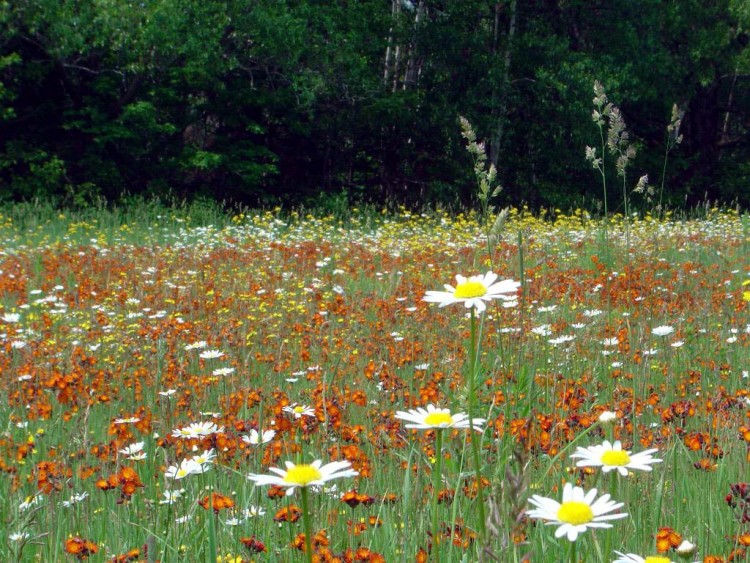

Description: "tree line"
1 0 748 210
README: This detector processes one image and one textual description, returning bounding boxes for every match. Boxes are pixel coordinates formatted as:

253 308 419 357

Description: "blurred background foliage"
0 0 748 210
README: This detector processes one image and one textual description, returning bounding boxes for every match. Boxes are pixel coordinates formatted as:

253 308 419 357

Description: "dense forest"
1 1 749 210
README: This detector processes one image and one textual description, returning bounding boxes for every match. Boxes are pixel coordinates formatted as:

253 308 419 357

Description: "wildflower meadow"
0 200 748 562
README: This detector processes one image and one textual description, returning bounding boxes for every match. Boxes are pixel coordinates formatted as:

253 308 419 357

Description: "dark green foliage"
0 0 748 209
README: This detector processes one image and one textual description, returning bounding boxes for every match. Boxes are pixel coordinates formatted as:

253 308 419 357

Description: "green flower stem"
468 308 487 542
431 429 444 562
300 487 314 563
207 506 217 563
569 538 578 563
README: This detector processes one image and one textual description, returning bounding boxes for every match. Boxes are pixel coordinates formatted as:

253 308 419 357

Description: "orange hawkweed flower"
198 492 235 513
64 536 99 559
239 536 266 553
655 527 682 552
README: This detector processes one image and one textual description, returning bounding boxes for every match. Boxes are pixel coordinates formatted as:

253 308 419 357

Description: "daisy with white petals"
423 271 520 313
526 482 627 541
612 553 674 563
569 440 662 476
247 459 358 497
395 404 485 432
242 429 276 445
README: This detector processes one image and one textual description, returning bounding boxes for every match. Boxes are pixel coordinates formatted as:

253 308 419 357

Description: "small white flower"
675 539 697 556
224 517 244 526
199 349 225 360
598 411 618 424
283 403 316 419
423 271 520 313
243 505 266 518
158 489 184 504
171 421 223 439
612 553 675 563
114 417 141 424
184 341 208 350
9 531 30 542
248 459 358 497
394 404 485 432
190 448 216 466
569 440 662 476
1 313 21 323
526 482 627 541
61 492 89 507
158 389 177 397
175 514 192 524
242 429 276 445
119 442 145 457
165 458 206 480
652 325 675 337
212 367 235 376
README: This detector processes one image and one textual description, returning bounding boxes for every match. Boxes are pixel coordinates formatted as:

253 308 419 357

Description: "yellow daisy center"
556 501 594 525
423 412 454 426
293 406 305 413
283 464 322 486
644 557 672 563
453 280 487 299
601 450 631 466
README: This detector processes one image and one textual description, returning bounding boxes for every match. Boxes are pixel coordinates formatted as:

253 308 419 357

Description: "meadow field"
0 202 748 562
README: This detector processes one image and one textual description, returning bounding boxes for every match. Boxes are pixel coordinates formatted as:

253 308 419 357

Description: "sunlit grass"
0 202 747 562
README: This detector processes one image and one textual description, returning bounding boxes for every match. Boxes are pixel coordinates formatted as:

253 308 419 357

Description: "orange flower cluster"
64 536 99 559
198 492 235 513
95 466 143 502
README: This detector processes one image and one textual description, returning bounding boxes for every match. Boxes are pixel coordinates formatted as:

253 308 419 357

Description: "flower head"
283 403 316 419
171 421 223 439
652 326 675 337
569 440 662 476
613 554 674 563
247 459 358 497
526 482 627 541
395 404 485 432
242 429 276 445
423 271 520 313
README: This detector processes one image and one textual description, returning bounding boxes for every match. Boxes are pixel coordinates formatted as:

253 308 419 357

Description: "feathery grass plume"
459 116 508 267
479 448 531 562
658 103 684 214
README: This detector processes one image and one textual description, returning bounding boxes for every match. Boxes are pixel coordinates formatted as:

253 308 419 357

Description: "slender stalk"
300 487 314 563
467 308 487 541
431 429 444 562
569 538 578 563
207 507 217 563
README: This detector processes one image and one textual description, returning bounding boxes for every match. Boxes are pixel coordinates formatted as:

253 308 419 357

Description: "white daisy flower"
526 482 627 541
423 271 520 313
247 459 358 497
199 349 225 360
243 505 266 518
652 325 675 337
569 440 662 476
184 341 208 350
61 492 89 508
171 421 223 439
119 442 145 457
190 448 216 466
283 403 316 419
242 429 276 445
165 458 206 480
394 404 485 432
9 531 30 542
158 489 184 504
612 553 675 563
212 367 235 376
113 417 141 424
597 411 618 424
1 312 21 323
